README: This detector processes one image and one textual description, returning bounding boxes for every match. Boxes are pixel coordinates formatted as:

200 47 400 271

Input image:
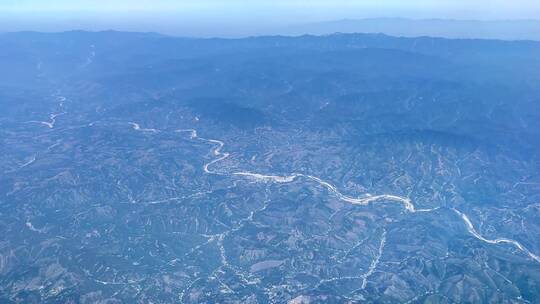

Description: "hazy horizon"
1 0 540 37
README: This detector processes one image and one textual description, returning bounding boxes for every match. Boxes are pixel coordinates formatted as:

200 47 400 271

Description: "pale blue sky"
1 0 539 14
1 0 539 36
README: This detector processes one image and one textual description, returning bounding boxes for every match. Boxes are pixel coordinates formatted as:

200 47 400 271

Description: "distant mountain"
1 31 540 303
282 18 540 41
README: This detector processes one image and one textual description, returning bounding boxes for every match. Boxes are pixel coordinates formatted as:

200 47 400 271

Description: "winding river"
167 125 540 264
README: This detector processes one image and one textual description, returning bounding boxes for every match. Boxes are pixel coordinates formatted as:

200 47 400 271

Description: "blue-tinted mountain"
0 31 539 303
